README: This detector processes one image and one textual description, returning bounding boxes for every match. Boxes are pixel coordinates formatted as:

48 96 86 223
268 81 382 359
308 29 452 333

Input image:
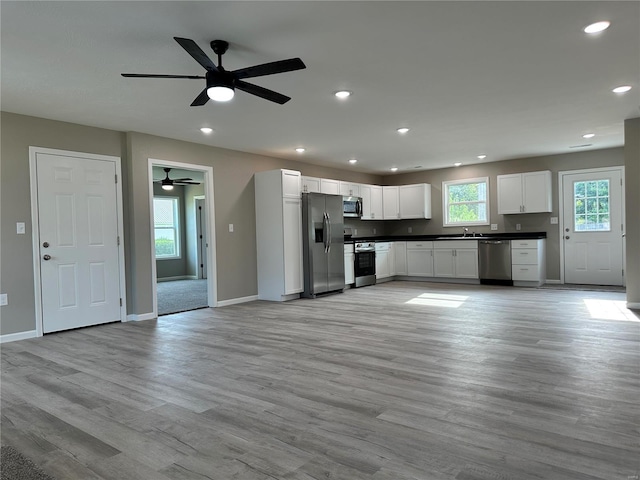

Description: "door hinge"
115 174 118 184
120 298 123 306
622 268 625 277
117 236 120 246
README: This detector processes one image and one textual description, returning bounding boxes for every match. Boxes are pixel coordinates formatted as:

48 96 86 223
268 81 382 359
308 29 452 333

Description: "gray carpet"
1 445 55 480
156 279 208 315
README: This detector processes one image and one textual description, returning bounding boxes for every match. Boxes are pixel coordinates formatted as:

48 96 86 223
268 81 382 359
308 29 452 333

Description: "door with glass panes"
562 168 624 285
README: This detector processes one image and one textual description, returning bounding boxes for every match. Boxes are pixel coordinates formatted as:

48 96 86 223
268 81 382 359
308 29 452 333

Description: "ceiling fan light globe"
207 86 235 102
161 184 174 191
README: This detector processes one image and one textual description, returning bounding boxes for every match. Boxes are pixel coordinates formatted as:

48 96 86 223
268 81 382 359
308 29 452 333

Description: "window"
574 179 610 231
153 197 180 259
442 177 489 226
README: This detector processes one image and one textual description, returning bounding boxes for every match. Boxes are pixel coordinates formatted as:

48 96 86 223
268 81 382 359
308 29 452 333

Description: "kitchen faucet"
462 227 469 237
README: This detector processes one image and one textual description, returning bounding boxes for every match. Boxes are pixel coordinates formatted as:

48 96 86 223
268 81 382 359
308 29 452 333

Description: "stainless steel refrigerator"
302 193 345 297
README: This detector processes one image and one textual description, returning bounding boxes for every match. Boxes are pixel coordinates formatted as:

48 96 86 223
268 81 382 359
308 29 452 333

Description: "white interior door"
562 168 624 285
36 153 122 333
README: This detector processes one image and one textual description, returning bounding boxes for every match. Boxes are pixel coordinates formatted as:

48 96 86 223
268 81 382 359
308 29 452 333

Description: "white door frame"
148 158 217 316
194 195 207 279
558 166 625 285
29 147 127 337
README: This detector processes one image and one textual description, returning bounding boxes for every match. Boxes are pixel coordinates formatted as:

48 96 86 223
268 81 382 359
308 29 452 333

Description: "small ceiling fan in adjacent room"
122 37 306 106
155 168 201 191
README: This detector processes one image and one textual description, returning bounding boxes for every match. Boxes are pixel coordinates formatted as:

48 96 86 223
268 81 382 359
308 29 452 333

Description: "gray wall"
2 111 637 336
380 149 625 281
625 118 640 306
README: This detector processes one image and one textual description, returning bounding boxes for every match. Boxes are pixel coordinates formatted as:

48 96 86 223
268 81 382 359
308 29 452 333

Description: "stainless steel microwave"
343 196 363 218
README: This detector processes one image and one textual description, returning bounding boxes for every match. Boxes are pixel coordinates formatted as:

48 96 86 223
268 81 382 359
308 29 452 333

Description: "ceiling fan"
122 37 306 105
155 168 201 190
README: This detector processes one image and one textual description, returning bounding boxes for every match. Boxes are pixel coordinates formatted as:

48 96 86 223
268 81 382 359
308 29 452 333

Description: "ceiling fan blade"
235 80 291 104
233 58 306 80
174 37 219 72
191 88 210 106
174 181 201 185
121 73 205 79
172 178 194 182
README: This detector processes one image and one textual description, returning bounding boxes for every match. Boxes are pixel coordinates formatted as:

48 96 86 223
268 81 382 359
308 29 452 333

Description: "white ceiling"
2 1 638 174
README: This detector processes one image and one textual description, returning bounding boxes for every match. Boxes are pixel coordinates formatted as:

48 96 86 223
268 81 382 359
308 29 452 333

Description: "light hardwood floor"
1 281 639 480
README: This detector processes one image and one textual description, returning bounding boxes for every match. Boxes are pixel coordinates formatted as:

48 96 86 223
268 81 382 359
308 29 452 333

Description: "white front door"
35 151 123 333
562 167 624 286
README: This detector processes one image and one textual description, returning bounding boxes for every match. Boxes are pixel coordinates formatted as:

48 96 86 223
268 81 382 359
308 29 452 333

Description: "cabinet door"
360 184 372 219
344 253 355 284
382 186 400 219
433 249 455 277
375 250 390 278
454 249 479 279
394 242 407 275
399 184 431 219
370 185 383 220
522 171 552 213
282 198 303 293
281 170 301 198
497 174 523 214
321 178 340 195
340 182 360 197
407 249 434 276
388 244 396 276
301 176 321 193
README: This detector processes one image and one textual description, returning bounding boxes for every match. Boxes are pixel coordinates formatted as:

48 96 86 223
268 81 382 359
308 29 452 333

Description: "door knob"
565 236 570 240
42 241 49 248
43 254 51 261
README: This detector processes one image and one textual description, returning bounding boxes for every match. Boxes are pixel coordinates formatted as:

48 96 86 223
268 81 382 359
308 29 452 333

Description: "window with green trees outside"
574 179 610 232
153 197 180 258
442 177 489 226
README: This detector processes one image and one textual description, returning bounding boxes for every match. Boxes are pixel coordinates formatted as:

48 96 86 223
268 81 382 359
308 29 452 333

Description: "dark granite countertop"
344 232 547 243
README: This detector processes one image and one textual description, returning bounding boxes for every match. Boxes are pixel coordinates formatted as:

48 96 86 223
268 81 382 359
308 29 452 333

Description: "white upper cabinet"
382 186 400 219
399 183 432 219
320 178 340 195
282 170 302 198
360 184 383 220
301 176 321 194
340 181 360 197
497 170 552 214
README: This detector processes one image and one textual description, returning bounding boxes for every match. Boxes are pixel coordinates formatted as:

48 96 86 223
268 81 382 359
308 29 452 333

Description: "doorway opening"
149 159 216 315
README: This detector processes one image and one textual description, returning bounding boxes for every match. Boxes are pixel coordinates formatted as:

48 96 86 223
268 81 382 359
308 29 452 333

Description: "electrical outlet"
354 228 357 236
516 223 521 231
491 224 498 231
0 294 7 306
16 222 25 234
408 227 413 233
373 228 377 234
550 217 558 224
228 224 234 233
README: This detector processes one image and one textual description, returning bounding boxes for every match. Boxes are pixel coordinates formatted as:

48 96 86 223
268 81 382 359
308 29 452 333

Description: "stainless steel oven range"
354 242 376 287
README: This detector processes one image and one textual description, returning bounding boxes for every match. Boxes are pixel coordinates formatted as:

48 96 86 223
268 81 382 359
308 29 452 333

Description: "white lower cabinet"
375 242 391 279
394 242 407 275
433 240 478 279
406 241 434 277
344 244 355 285
511 239 545 286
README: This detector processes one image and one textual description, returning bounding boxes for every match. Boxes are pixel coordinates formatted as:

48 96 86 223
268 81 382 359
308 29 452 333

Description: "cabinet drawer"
375 242 390 252
407 241 433 249
512 249 538 265
511 239 539 249
512 265 540 281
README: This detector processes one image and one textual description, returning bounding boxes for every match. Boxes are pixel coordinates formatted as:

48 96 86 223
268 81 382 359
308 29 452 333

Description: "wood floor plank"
1 281 638 479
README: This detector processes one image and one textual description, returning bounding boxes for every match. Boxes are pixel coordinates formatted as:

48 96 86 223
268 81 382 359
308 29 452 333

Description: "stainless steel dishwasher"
479 240 513 286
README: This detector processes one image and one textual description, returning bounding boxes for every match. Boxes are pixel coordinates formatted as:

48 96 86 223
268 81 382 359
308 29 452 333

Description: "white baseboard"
545 279 562 284
0 329 38 343
157 275 197 282
217 295 259 307
626 302 640 310
126 312 156 321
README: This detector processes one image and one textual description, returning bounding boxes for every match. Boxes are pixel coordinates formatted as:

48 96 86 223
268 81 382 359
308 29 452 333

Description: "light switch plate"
408 227 413 233
228 224 234 233
373 228 377 234
0 294 7 306
17 222 25 234
516 223 521 231
491 224 498 231
550 217 558 224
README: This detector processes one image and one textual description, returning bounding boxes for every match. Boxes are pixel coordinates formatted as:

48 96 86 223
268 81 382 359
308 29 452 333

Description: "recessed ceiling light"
295 147 306 153
584 21 610 34
582 133 595 139
477 154 487 159
334 90 352 99
200 127 213 134
390 167 398 172
454 162 463 167
348 158 358 164
612 85 632 94
397 127 410 134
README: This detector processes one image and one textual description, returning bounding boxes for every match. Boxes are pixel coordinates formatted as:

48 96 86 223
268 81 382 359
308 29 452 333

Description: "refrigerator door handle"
323 212 329 253
326 211 332 253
